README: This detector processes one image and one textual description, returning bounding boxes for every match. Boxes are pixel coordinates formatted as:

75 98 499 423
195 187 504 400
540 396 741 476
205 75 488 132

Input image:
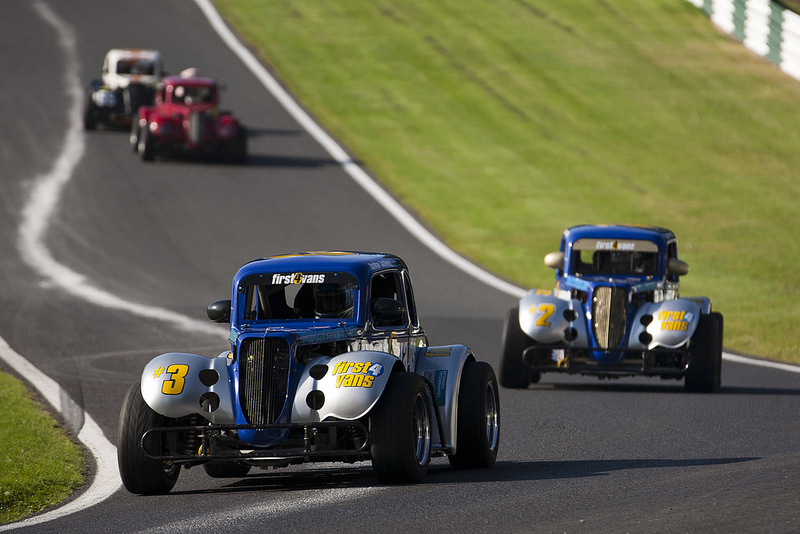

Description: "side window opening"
403 272 418 326
370 272 405 327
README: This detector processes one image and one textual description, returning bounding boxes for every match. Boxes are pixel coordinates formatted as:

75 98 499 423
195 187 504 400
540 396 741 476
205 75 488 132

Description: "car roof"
234 251 407 284
562 224 675 248
105 48 161 61
162 75 218 87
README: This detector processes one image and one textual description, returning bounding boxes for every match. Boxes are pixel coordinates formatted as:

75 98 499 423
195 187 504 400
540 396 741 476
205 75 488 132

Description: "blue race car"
499 225 723 392
118 251 500 494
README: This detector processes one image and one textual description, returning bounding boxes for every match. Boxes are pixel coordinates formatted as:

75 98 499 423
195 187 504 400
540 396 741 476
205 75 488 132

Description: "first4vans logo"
271 273 326 285
332 361 384 388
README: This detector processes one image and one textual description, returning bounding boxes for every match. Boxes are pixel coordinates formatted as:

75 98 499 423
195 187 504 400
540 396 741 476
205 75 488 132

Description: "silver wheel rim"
484 380 499 451
412 392 432 465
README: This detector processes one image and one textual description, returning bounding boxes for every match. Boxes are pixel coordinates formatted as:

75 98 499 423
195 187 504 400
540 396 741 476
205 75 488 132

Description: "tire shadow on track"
421 456 759 484
520 383 800 396
155 455 758 495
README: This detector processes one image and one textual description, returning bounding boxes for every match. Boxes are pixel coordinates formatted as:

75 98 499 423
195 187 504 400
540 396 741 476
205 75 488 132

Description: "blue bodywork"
137 251 476 463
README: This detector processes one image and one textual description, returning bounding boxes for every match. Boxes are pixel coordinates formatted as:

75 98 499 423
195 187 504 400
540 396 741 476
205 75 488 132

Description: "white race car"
84 48 164 130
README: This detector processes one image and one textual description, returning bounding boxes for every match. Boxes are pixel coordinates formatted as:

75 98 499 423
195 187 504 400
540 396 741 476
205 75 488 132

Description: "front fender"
629 299 702 350
519 291 588 345
141 352 235 423
291 351 398 423
415 344 473 452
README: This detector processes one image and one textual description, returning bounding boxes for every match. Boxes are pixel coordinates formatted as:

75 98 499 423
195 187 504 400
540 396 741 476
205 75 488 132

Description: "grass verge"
213 0 800 363
0 369 85 524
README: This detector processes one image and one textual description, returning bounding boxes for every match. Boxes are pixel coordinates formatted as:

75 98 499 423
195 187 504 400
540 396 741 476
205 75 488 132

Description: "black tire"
499 307 538 388
370 373 433 484
130 116 141 153
139 124 155 161
83 98 97 131
448 361 500 469
203 461 252 479
229 128 247 165
117 383 180 495
685 312 723 393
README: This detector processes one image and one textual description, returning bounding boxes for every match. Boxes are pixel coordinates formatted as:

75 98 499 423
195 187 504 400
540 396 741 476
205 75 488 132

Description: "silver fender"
628 299 702 350
415 344 472 452
519 291 588 345
291 351 398 423
140 352 235 423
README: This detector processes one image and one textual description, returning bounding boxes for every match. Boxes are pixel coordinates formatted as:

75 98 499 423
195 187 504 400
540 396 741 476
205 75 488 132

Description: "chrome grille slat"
592 287 628 350
240 338 291 425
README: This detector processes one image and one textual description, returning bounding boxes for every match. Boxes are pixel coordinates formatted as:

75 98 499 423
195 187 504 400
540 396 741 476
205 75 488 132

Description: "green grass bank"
0 369 84 523
214 0 800 363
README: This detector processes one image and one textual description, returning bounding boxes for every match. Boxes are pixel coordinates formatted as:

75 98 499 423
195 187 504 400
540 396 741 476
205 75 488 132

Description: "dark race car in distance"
500 225 723 392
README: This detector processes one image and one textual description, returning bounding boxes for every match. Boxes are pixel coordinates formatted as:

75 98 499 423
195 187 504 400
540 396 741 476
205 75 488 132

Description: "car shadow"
524 382 800 396
422 456 760 485
165 456 759 495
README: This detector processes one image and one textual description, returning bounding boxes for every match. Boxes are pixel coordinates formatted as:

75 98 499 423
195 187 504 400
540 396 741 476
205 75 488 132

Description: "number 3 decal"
532 304 556 328
162 364 189 395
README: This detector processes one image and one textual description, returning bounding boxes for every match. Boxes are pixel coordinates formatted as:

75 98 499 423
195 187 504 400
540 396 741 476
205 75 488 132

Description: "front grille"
188 111 205 144
239 337 291 425
592 287 628 350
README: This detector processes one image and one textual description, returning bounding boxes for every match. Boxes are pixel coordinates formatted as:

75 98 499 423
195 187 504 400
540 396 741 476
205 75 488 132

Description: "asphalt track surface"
0 1 798 532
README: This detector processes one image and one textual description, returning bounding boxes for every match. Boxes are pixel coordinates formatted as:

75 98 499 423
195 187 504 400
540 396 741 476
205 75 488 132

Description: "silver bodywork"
519 290 705 351
139 344 473 455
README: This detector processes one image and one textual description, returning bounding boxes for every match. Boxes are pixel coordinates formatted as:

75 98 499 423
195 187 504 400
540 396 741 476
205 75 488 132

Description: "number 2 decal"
531 304 555 328
162 364 189 395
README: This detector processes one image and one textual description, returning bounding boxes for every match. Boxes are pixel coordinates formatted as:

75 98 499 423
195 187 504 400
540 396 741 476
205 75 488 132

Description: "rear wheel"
685 312 723 393
448 361 500 469
370 373 433 484
229 127 247 164
499 307 539 388
117 383 180 495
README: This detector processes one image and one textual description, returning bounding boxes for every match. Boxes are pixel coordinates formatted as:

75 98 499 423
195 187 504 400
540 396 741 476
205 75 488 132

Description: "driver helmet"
313 283 354 318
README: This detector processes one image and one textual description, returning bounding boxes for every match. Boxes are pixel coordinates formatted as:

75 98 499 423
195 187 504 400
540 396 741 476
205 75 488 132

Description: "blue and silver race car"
500 225 723 392
118 251 500 494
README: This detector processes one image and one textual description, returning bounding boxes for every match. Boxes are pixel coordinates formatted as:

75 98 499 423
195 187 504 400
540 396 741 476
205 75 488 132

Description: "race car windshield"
572 250 658 277
240 273 359 321
117 59 155 75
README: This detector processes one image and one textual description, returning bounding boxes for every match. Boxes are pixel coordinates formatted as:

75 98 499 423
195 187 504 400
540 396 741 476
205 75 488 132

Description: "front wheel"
684 312 723 393
83 98 97 131
117 383 180 495
130 116 141 153
448 361 500 469
138 123 156 161
499 307 539 388
370 373 433 484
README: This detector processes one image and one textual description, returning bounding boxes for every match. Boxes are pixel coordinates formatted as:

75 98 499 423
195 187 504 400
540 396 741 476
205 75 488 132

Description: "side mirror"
544 251 565 270
207 299 231 323
667 258 689 277
372 298 405 327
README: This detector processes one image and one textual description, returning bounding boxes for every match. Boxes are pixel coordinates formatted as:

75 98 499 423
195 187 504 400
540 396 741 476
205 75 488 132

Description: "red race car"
131 72 247 164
